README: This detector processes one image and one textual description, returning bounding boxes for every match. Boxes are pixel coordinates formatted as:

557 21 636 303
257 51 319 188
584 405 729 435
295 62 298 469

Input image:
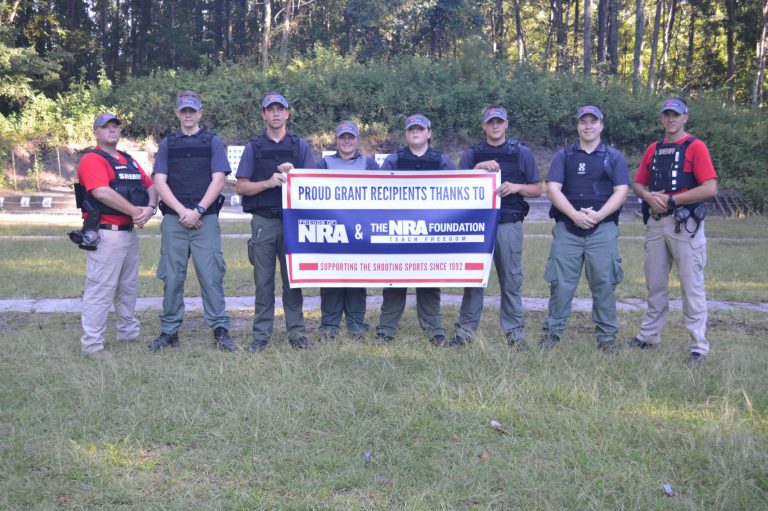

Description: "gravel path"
1 294 765 313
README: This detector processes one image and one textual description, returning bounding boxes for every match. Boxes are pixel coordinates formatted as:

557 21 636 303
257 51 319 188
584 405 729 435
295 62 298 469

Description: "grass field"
0 216 766 509
0 215 766 303
1 308 767 510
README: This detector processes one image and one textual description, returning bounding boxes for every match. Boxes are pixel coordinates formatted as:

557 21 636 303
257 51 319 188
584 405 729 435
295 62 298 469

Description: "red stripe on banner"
299 263 319 271
286 180 291 208
465 263 484 270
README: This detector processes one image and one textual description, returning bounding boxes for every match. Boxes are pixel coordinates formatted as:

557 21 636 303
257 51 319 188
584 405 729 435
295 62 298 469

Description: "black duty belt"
99 223 134 231
500 212 524 224
652 210 674 221
252 209 283 219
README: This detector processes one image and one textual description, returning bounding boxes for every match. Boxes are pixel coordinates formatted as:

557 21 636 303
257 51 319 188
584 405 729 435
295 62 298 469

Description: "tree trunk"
607 0 619 74
554 0 567 72
544 2 554 70
111 0 122 80
262 0 271 71
0 0 22 26
194 0 203 46
215 0 224 57
633 0 645 92
726 0 736 102
658 0 677 90
683 5 695 88
135 0 151 74
280 0 294 66
597 0 607 64
573 0 579 73
753 0 768 108
584 0 591 76
513 0 526 63
130 1 138 74
97 0 111 77
236 0 246 59
495 0 505 59
225 0 232 59
647 0 662 91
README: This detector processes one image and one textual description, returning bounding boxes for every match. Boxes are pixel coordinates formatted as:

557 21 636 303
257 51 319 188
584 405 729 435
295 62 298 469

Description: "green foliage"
685 95 768 210
0 170 13 189
4 48 768 210
0 27 64 113
0 74 112 150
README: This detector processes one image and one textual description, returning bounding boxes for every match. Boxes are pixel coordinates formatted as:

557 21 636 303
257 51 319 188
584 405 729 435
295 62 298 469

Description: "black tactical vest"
78 148 149 215
395 148 443 171
242 132 301 213
472 139 528 217
549 145 617 236
163 128 214 210
649 137 698 192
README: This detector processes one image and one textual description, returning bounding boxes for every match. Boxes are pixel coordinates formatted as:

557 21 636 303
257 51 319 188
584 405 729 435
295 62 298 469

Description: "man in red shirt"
76 113 157 359
628 98 718 365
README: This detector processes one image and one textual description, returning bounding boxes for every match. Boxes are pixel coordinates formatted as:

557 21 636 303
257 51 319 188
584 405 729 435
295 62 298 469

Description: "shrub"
4 50 767 210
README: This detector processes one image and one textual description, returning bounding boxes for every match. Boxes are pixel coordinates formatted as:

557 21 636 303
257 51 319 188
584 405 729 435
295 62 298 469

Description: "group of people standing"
75 91 717 366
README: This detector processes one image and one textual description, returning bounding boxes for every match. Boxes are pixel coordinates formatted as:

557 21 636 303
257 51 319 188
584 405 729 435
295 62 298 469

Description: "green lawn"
1 308 766 510
1 216 766 303
1 216 767 509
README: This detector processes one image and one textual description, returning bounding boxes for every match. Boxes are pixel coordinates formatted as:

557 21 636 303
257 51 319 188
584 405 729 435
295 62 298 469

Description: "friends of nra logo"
298 219 349 243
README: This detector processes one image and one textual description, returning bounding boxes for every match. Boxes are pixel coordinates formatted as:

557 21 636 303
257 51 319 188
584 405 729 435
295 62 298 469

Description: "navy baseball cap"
336 120 359 137
93 113 121 129
483 106 508 123
405 114 431 129
576 105 604 120
660 98 688 114
176 95 202 111
262 92 289 109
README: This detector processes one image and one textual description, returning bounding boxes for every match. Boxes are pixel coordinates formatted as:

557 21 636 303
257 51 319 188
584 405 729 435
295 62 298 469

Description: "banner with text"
282 169 500 288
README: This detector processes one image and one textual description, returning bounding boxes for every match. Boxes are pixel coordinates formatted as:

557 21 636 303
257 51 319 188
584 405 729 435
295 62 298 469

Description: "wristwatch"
667 196 676 209
150 204 157 215
195 204 206 215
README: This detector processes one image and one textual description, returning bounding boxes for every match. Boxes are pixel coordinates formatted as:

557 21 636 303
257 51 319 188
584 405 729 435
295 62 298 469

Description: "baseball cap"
176 95 202 111
336 120 359 137
660 98 688 114
483 106 508 123
93 113 121 129
576 105 604 120
405 114 431 130
262 92 289 109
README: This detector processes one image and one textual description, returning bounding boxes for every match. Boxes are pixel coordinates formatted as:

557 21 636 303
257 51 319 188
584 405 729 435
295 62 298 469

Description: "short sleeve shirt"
547 142 630 187
77 147 153 225
459 139 541 183
235 131 316 180
634 134 717 194
153 129 231 176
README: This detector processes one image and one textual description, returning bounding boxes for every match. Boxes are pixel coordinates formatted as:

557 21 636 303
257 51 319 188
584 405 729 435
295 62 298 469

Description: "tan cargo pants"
637 214 709 355
80 229 140 354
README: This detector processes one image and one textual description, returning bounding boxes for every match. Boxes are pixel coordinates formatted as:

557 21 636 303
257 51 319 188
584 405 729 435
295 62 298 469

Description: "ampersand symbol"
354 224 363 240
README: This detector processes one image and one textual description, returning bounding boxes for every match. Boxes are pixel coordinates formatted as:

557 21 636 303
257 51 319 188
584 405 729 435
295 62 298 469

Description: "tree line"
1 0 768 115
